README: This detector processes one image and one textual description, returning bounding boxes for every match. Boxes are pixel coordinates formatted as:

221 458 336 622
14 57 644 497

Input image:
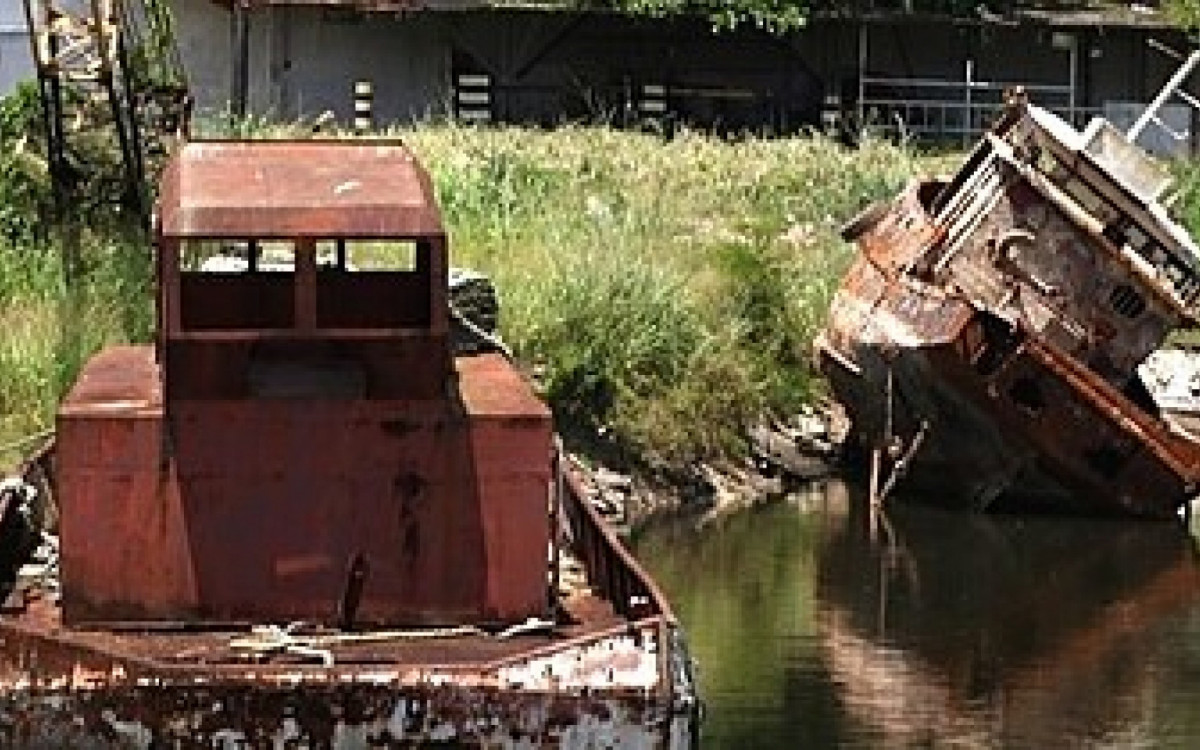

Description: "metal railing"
856 71 1090 144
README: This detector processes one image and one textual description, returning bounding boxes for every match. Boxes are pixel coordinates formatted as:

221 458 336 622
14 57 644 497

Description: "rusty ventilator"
0 140 697 746
818 80 1200 517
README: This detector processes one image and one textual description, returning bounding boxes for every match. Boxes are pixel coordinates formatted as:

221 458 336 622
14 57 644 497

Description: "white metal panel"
1103 101 1191 158
0 33 34 97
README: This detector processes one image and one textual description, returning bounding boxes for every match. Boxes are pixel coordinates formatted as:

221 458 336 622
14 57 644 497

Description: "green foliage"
1165 0 1200 32
590 0 1026 32
602 0 810 33
127 0 186 90
0 81 148 246
0 84 931 467
1171 159 1200 237
0 83 53 246
0 230 152 468
0 82 153 466
406 123 925 462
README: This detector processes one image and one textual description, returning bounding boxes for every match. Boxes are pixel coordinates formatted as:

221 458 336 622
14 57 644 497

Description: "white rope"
229 617 555 667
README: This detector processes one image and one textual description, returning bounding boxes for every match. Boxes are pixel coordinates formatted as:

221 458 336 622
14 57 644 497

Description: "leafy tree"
1165 0 1200 32
599 0 812 33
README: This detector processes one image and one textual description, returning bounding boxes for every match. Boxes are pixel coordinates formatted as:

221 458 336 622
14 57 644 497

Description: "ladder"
21 0 190 227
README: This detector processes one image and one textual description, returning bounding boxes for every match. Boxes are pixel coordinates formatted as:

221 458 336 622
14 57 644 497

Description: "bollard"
455 73 492 123
638 83 667 117
353 80 373 134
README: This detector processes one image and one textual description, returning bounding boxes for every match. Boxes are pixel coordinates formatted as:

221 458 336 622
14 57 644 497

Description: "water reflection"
632 481 1200 749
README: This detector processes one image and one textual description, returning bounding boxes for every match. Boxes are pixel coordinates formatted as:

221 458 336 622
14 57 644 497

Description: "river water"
632 479 1200 749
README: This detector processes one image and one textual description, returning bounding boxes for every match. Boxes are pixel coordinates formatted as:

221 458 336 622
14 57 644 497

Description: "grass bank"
406 125 931 463
0 108 944 468
0 233 153 467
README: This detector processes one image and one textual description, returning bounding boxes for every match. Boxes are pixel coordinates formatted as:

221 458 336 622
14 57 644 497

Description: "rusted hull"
819 291 1200 517
56 348 553 625
0 686 692 749
0 447 699 748
0 620 695 748
819 97 1200 518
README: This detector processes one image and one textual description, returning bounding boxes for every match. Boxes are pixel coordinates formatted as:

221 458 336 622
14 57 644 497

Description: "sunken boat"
817 84 1200 518
0 140 697 746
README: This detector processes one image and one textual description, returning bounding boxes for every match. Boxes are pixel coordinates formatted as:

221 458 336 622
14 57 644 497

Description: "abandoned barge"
817 87 1200 518
0 140 697 746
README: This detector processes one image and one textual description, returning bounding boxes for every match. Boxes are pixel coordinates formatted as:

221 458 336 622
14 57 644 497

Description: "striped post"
353 79 373 134
455 72 492 123
638 83 668 120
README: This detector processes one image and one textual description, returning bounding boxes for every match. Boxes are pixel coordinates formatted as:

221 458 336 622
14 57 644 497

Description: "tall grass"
0 110 936 468
404 125 929 461
0 230 153 468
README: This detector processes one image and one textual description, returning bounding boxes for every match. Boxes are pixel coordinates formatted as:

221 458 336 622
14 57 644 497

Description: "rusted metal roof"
157 140 444 239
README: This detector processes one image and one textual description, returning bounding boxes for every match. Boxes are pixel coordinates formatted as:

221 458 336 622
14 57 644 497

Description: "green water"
633 479 1200 748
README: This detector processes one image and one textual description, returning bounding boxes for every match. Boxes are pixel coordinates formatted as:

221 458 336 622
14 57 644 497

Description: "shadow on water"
632 480 1200 749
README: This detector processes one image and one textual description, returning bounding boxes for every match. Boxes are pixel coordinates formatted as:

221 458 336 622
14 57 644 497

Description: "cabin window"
1035 149 1057 177
315 239 431 329
182 239 295 273
1109 284 1146 319
315 240 418 272
1061 178 1118 227
178 239 295 330
1126 224 1150 254
1102 222 1200 305
1156 253 1200 306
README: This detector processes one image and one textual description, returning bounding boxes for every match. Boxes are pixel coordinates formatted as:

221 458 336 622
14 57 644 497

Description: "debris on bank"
749 403 850 482
570 402 850 526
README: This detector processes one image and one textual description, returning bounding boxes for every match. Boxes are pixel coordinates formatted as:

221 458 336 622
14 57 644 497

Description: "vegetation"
1165 0 1200 33
17 93 1200 470
404 124 929 463
1 103 932 469
0 84 153 467
599 0 809 33
574 0 1136 36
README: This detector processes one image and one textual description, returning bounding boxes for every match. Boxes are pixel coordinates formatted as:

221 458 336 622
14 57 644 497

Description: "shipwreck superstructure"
818 88 1200 517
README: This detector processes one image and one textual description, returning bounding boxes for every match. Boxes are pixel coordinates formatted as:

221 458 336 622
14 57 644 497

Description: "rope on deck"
229 617 555 667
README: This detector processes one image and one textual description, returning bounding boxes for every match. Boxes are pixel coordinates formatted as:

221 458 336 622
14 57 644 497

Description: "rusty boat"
0 140 697 746
817 85 1200 518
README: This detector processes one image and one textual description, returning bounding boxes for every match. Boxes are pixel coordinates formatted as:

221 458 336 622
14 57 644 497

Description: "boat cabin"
56 140 552 627
919 101 1200 391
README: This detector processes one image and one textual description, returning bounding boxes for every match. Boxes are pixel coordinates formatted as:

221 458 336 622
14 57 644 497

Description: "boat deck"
6 588 628 666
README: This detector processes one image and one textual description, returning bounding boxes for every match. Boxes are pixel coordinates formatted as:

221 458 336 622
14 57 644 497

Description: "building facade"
171 1 1195 150
5 2 1193 151
0 4 33 96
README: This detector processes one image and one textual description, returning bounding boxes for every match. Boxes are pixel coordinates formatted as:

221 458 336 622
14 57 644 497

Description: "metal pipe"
857 22 866 130
232 0 250 120
964 58 973 147
1068 37 1077 125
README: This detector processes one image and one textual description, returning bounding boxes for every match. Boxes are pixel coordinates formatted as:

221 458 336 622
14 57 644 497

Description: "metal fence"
856 63 1089 145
